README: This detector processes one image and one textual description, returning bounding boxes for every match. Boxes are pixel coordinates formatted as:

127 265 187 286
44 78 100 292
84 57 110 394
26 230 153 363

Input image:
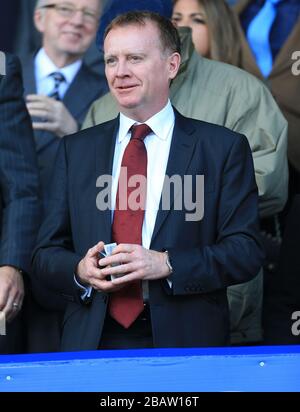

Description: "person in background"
171 0 291 345
83 0 288 345
235 0 300 345
32 11 263 351
235 0 300 201
13 0 110 76
21 0 108 195
0 53 40 354
172 0 241 65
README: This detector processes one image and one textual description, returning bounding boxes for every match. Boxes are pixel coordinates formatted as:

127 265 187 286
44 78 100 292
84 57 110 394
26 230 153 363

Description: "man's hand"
76 241 124 293
98 244 170 287
26 94 78 137
0 266 24 322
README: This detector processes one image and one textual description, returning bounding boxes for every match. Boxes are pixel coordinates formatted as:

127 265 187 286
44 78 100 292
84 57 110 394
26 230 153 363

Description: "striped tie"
48 72 65 100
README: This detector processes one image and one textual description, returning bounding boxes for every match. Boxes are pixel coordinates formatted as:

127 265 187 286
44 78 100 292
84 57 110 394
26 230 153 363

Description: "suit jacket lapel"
93 116 119 244
63 63 105 123
234 0 265 79
20 54 52 151
21 55 36 96
63 64 89 121
151 109 198 245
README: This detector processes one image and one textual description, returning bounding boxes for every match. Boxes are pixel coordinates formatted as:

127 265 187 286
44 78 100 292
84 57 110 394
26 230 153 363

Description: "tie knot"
130 124 152 141
49 71 65 85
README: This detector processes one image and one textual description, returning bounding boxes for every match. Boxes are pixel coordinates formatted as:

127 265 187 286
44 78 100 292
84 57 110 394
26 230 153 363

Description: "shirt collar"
118 100 175 143
35 48 82 86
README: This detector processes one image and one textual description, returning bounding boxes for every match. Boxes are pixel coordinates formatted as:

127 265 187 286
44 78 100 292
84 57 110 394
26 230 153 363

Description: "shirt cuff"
74 274 92 300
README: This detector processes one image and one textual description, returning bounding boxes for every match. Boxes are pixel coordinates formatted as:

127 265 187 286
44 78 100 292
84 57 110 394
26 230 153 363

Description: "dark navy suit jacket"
0 53 40 353
21 54 108 193
32 110 264 351
0 53 40 274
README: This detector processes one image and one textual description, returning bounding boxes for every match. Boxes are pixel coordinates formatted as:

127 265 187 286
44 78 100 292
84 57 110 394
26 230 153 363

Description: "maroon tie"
109 124 152 328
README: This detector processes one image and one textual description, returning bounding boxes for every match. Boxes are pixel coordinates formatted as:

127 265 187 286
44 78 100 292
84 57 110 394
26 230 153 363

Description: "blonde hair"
173 0 241 66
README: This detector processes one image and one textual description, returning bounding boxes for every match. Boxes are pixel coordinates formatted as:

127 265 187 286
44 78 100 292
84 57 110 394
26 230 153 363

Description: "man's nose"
69 10 85 26
116 60 130 77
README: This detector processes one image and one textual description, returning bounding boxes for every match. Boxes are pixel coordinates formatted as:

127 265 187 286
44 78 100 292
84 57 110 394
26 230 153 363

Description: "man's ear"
168 52 181 80
34 8 45 33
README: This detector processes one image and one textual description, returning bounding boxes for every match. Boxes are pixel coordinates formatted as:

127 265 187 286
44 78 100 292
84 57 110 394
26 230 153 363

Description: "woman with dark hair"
171 0 241 65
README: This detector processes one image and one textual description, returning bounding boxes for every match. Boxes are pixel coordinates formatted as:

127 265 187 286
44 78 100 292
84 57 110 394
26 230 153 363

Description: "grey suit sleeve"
0 53 40 274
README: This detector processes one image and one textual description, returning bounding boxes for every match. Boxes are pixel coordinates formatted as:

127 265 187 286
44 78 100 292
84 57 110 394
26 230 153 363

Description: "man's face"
104 21 180 121
35 0 100 62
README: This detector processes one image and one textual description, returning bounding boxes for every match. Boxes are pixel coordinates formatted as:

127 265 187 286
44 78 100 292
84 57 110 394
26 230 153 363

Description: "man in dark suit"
22 0 108 193
0 53 40 354
32 11 264 351
14 0 109 76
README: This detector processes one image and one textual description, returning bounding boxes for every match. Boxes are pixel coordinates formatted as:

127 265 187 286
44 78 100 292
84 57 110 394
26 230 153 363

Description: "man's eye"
58 6 73 13
83 10 97 19
106 58 116 65
129 56 142 62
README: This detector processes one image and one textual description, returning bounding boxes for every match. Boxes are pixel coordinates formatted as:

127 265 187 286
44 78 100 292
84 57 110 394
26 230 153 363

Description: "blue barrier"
0 345 300 392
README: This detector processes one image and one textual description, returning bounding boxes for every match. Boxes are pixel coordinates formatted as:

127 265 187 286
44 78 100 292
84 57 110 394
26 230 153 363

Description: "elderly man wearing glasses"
21 0 108 198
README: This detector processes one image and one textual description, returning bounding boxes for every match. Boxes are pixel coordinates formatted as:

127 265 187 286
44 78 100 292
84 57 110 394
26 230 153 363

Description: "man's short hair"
35 0 47 10
104 11 181 55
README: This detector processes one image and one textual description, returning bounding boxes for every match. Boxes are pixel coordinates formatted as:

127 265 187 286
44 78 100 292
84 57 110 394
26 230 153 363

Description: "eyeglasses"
40 3 99 24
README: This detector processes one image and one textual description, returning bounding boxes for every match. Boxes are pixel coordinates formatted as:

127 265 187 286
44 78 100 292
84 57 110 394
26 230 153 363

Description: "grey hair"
35 0 48 9
35 0 103 12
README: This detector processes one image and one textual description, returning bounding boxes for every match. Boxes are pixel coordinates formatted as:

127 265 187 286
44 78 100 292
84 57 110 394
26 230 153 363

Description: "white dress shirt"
112 99 175 249
34 48 82 98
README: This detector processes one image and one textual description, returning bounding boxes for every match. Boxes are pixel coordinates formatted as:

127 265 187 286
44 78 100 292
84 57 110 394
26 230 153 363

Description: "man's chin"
59 43 86 57
115 96 140 110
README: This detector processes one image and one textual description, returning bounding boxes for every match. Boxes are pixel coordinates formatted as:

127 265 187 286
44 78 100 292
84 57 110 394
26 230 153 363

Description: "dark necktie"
109 123 152 328
48 71 65 100
247 0 281 77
